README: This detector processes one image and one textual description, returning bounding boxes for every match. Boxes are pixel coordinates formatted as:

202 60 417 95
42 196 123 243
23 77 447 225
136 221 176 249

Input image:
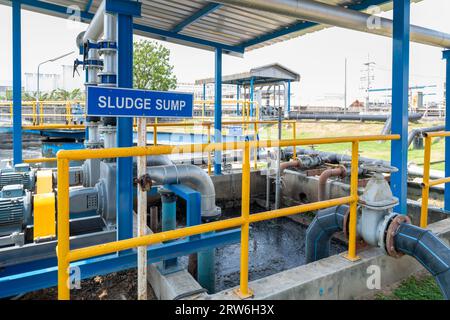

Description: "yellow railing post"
207 124 212 175
420 135 432 228
40 103 44 125
292 121 297 159
346 141 360 261
57 158 70 300
236 140 253 298
153 123 157 146
32 101 37 125
253 122 258 169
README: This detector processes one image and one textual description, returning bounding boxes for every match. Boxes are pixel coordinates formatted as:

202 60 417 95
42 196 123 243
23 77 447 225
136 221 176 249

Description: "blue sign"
87 86 193 118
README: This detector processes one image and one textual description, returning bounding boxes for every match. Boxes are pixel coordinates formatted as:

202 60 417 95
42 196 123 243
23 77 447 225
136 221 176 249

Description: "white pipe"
147 165 220 218
137 118 147 300
210 0 450 49
83 0 105 43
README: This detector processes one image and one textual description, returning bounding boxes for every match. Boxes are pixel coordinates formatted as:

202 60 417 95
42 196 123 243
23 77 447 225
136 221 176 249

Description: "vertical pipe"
137 118 147 300
390 0 410 215
214 48 222 175
57 159 70 300
420 136 432 228
275 103 282 209
347 141 360 260
444 50 450 212
160 190 178 270
12 1 22 165
116 13 134 243
238 141 252 298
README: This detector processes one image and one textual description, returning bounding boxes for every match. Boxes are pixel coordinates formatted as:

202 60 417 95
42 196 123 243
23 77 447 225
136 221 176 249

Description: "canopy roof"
196 63 300 85
1 0 422 55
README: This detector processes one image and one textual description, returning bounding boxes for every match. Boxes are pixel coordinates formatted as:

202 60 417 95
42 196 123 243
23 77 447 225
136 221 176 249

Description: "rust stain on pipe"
318 166 347 202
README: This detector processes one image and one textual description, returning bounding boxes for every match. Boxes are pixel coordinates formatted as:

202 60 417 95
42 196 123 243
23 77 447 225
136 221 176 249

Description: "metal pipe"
147 165 220 218
210 0 450 49
83 0 105 42
305 205 348 263
275 104 282 209
318 166 347 202
160 189 178 271
394 223 450 299
407 125 445 147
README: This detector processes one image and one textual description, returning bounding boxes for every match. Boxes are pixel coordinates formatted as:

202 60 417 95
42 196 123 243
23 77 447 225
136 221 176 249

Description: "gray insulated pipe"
305 205 348 263
147 164 220 219
394 223 450 300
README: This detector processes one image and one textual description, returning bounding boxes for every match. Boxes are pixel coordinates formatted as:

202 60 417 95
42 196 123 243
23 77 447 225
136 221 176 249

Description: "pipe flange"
385 214 412 258
84 141 103 149
99 125 117 134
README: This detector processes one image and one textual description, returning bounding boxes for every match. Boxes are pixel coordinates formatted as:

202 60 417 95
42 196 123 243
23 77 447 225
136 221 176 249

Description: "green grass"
375 275 444 300
259 121 446 171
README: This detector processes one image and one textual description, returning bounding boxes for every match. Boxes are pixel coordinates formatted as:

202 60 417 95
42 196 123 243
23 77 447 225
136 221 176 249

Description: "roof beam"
134 23 244 54
85 0 94 13
171 3 222 33
240 0 392 48
15 0 94 22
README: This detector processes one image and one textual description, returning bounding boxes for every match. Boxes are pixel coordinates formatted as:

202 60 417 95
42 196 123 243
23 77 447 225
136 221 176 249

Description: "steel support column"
444 50 450 212
116 9 135 242
214 48 222 175
12 0 22 165
390 0 410 215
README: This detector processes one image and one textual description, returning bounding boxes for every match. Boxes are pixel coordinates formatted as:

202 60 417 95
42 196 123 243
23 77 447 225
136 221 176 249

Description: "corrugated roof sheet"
1 0 423 54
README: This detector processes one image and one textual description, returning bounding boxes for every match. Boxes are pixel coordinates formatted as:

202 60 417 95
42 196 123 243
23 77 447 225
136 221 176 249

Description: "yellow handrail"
420 131 450 228
56 134 399 300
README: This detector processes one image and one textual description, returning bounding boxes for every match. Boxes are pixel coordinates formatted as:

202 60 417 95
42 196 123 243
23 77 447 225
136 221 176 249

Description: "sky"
0 0 449 106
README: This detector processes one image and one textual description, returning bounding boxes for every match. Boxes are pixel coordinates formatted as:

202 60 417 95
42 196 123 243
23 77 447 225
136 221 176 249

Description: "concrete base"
148 264 207 300
202 218 450 300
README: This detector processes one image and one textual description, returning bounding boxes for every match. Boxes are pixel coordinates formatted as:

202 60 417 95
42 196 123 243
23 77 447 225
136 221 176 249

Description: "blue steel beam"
116 4 138 244
12 0 22 165
0 229 240 298
240 0 393 48
444 50 450 212
85 0 93 13
133 24 244 54
3 0 243 54
214 48 223 175
171 3 222 33
390 0 410 215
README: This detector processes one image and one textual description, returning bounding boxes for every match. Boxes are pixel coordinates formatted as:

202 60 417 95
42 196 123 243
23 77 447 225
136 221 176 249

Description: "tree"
133 40 177 91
